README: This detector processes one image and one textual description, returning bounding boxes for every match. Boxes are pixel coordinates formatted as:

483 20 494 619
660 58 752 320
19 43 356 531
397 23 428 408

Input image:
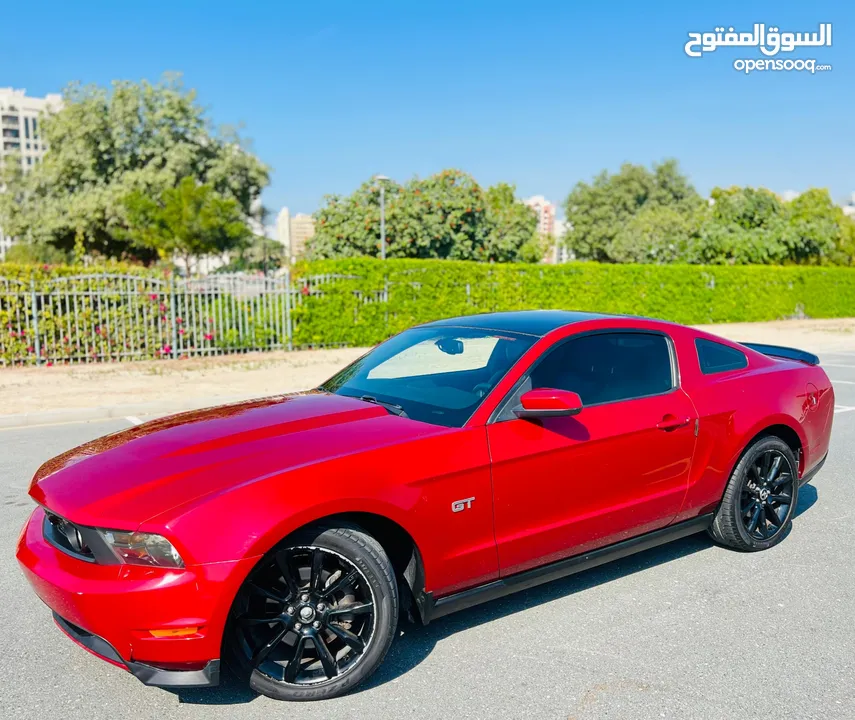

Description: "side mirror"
514 388 583 419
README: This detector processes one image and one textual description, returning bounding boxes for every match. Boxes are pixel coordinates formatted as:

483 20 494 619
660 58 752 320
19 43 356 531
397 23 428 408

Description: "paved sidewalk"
1 318 853 427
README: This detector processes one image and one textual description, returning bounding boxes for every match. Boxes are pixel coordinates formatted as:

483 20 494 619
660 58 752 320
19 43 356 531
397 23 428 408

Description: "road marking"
834 405 855 415
125 416 143 426
831 379 855 385
822 363 855 368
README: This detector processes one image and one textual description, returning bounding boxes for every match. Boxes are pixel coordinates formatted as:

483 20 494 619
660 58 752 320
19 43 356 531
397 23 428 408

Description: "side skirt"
416 513 713 624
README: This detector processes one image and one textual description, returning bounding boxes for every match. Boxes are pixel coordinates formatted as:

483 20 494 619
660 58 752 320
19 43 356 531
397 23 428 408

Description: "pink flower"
175 317 183 324
301 285 310 296
149 293 158 301
162 345 172 354
63 336 69 343
204 333 214 341
26 345 34 353
8 330 16 337
178 328 185 335
159 303 166 313
46 361 54 367
94 326 102 335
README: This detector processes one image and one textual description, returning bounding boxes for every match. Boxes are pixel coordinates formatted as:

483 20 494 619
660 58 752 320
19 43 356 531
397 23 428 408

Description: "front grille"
43 511 96 562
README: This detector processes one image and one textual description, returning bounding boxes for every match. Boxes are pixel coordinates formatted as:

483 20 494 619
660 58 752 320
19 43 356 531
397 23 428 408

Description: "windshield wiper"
358 395 408 418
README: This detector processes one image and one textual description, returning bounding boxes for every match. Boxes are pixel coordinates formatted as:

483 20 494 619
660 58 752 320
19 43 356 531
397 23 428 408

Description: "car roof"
419 310 615 337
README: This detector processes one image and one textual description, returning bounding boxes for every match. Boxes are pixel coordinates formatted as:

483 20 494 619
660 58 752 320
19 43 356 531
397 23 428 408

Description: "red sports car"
17 311 833 700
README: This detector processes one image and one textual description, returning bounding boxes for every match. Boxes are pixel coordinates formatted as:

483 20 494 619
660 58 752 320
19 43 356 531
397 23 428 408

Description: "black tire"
225 524 398 701
709 436 799 552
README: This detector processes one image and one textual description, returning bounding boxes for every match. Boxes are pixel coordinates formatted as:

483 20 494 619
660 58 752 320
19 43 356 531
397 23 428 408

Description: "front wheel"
709 436 799 552
225 524 399 701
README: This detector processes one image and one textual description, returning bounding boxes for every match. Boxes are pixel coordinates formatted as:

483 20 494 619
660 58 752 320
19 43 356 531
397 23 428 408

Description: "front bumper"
54 613 221 687
16 507 257 688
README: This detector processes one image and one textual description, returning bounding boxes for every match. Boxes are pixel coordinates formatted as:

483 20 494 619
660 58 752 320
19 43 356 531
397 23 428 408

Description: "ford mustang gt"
17 310 833 700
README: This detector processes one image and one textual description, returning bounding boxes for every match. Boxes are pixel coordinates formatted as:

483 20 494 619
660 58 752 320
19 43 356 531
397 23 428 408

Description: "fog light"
149 626 199 638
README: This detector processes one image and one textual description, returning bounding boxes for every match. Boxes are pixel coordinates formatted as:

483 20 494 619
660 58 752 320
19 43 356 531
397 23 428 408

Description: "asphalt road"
3 354 855 720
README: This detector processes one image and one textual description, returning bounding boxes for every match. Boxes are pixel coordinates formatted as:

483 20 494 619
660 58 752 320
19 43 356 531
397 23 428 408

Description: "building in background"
0 87 63 259
275 207 291 254
275 207 315 263
290 214 315 259
843 192 855 218
524 195 556 237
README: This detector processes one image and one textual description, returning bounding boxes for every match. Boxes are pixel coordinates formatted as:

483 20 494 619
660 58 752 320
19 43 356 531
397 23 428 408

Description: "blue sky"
7 0 853 217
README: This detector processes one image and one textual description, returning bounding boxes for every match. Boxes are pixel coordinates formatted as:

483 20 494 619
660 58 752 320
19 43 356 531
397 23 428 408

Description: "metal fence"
0 271 353 366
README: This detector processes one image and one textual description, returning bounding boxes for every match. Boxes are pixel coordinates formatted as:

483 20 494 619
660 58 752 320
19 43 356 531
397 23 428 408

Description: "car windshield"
319 326 536 427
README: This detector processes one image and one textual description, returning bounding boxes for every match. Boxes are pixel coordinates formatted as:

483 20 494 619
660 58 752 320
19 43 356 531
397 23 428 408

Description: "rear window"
696 338 748 375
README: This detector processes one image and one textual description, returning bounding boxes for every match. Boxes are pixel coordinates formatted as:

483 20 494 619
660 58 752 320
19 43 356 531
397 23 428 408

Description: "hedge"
2 259 854 362
292 258 855 346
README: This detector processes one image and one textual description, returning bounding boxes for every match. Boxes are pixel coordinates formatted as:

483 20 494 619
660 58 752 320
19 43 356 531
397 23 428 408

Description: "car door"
487 330 698 577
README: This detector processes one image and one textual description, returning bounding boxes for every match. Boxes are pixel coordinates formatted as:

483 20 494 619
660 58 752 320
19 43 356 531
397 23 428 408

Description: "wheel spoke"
313 632 339 678
769 494 791 505
310 549 325 593
248 582 286 604
328 601 374 617
765 504 782 528
275 550 300 597
766 455 782 485
747 504 763 533
282 635 307 683
327 622 365 653
321 569 358 599
251 625 290 667
770 473 792 488
760 452 772 480
741 498 757 517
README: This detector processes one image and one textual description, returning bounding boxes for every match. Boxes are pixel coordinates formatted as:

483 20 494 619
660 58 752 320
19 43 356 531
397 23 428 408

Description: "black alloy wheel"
739 449 795 541
710 435 800 551
227 525 398 701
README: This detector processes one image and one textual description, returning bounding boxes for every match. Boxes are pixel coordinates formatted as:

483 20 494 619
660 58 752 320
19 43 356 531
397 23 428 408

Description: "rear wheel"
225 525 398 701
709 436 799 551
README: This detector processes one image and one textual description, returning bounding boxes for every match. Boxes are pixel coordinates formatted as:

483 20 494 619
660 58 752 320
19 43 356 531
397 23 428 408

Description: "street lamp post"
380 185 386 260
375 175 390 260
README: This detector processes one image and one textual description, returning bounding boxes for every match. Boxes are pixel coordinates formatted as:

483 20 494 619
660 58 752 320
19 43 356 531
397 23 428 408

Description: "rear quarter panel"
669 327 833 521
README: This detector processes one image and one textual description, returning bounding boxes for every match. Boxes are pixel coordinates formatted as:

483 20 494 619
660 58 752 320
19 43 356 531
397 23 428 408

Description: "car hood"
29 392 434 529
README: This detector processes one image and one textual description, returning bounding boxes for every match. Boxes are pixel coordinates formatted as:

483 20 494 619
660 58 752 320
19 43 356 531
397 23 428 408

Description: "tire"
225 524 399 701
709 436 799 552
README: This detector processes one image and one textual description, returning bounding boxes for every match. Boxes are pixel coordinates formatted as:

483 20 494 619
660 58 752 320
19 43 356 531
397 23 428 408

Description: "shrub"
292 258 855 346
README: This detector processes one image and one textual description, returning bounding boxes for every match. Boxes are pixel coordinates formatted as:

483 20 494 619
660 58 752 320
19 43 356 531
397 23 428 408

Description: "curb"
0 394 259 430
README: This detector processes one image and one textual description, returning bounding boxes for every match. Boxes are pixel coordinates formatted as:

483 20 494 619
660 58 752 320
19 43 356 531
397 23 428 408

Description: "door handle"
656 415 691 431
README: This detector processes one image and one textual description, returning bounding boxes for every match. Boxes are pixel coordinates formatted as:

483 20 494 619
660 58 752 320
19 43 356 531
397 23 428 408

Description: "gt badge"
451 497 475 513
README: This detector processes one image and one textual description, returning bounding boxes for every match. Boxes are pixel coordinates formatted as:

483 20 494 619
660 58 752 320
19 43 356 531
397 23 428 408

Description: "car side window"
695 338 748 375
528 332 675 407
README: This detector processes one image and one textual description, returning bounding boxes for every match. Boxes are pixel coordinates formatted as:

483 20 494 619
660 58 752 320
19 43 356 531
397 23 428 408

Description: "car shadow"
172 484 821 705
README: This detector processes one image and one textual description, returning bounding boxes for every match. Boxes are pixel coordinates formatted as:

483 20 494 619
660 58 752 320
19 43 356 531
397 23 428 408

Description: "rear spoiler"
739 342 820 366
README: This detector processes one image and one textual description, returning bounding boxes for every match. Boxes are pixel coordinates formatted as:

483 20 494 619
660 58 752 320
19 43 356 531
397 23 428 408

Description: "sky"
6 0 854 219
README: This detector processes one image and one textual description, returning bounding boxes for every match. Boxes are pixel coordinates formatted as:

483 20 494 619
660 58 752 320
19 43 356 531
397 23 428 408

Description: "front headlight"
98 529 185 568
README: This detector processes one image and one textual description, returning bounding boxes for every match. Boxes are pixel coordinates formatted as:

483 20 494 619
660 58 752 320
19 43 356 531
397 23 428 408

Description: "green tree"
306 170 540 262
782 189 844 263
563 159 702 261
0 74 269 262
122 177 252 274
483 183 540 262
607 205 704 264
